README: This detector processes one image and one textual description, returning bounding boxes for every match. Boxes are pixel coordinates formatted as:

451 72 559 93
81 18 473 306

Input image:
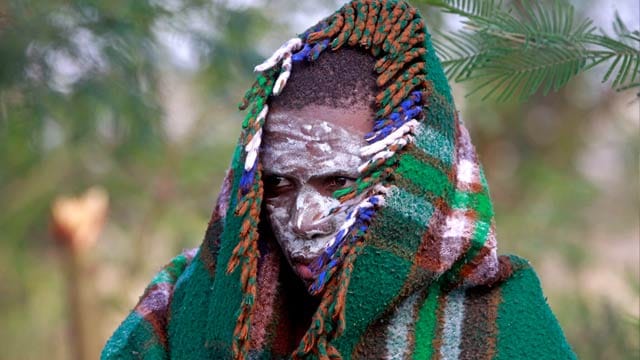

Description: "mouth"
281 233 339 283
290 255 318 282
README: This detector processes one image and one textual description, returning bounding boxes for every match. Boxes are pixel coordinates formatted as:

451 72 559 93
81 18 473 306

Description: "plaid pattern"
101 1 575 359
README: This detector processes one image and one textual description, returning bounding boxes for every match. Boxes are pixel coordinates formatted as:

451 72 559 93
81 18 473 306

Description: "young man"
102 1 576 359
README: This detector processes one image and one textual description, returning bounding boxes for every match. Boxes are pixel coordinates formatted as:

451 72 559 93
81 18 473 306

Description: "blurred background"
0 0 637 359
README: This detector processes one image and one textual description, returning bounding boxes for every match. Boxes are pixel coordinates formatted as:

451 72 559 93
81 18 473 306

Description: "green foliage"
593 13 640 89
0 3 271 355
422 0 503 18
420 0 640 100
0 0 272 239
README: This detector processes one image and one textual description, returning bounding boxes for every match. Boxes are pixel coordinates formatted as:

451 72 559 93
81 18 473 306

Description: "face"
261 104 372 287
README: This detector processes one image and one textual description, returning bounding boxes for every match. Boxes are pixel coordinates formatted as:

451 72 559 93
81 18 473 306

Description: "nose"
291 189 337 239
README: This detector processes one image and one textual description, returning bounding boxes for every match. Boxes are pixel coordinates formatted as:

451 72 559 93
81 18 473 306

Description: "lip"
294 263 315 281
290 255 319 281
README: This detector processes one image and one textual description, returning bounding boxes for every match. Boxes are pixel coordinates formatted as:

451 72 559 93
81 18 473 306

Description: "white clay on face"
261 106 371 283
320 121 333 133
262 112 365 179
317 143 331 153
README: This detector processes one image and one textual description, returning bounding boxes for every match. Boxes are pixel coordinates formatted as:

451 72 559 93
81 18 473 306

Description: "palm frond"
472 0 596 45
466 46 587 101
586 34 640 89
434 30 491 81
589 12 640 89
421 0 501 19
420 0 640 100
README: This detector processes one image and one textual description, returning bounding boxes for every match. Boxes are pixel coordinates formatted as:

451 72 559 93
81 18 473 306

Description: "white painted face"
261 104 372 288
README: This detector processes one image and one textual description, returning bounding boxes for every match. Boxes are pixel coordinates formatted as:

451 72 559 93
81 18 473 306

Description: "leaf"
422 0 640 100
434 30 492 81
586 33 640 88
420 0 502 19
464 45 588 101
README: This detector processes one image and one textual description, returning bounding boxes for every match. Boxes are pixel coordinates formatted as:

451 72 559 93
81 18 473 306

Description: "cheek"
266 200 288 223
265 200 292 241
296 191 341 217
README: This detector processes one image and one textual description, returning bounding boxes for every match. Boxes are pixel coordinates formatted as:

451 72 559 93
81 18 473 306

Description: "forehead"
261 104 373 176
264 104 373 137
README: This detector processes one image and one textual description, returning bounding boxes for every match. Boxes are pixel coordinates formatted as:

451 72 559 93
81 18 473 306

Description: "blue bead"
370 126 394 142
318 271 327 284
406 106 422 119
312 256 325 270
325 245 337 258
328 238 344 255
401 98 413 111
372 120 386 132
292 43 311 62
239 166 256 194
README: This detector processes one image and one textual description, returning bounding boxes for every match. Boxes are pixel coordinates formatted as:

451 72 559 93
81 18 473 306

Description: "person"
102 1 576 359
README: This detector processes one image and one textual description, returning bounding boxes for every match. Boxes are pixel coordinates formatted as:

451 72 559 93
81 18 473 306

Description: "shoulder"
101 248 199 359
487 255 576 360
413 255 576 360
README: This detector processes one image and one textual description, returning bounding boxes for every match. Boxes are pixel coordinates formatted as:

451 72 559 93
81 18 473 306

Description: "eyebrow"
309 170 360 180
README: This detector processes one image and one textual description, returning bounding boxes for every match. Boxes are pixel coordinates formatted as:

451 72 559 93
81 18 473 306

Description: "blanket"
102 1 576 359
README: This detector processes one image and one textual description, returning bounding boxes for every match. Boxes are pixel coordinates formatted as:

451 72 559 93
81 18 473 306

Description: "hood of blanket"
184 0 501 358
331 112 501 354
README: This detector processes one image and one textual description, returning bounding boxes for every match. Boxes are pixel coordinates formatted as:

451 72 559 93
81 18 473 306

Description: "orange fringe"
361 0 379 47
348 1 368 46
307 14 345 43
384 7 416 48
376 47 426 79
331 4 355 50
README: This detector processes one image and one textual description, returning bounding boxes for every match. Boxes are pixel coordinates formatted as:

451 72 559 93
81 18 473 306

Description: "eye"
264 175 294 198
324 176 355 191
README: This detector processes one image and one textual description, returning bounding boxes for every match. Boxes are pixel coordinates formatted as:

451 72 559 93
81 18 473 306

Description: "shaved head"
268 47 378 112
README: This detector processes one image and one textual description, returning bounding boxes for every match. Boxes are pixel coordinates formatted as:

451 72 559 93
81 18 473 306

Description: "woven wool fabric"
102 1 576 359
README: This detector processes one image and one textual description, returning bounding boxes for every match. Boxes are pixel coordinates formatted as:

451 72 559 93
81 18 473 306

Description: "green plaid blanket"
102 1 575 359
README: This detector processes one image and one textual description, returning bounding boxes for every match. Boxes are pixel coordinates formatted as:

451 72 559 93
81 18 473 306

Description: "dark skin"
261 103 373 286
260 102 373 350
